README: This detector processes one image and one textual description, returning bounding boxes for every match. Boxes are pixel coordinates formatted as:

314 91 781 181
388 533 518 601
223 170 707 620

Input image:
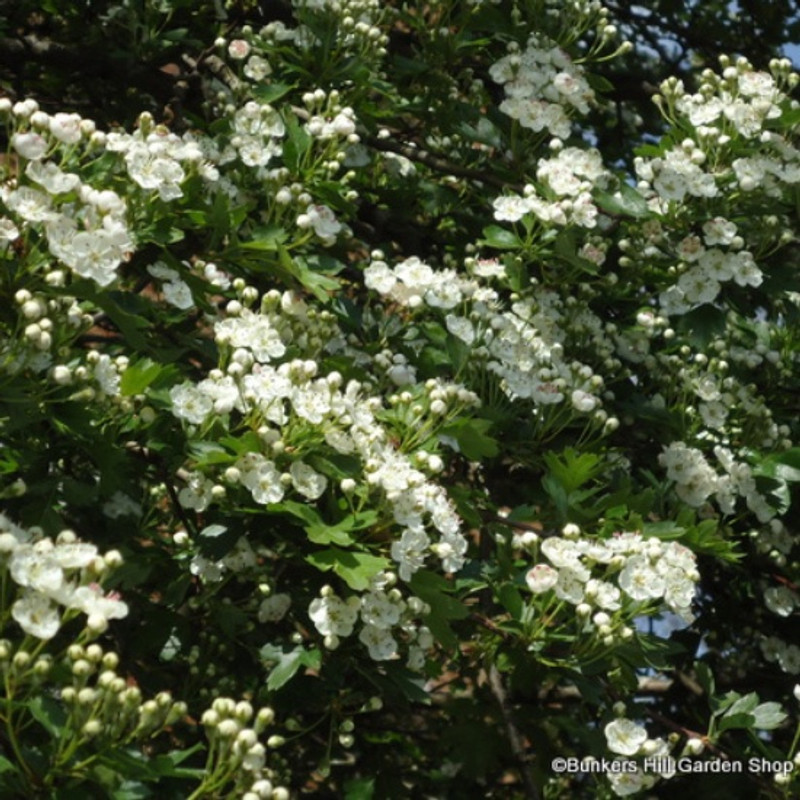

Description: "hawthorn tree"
0 1 798 799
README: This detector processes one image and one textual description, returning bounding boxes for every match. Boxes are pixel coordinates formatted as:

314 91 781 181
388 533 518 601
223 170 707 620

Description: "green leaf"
498 583 523 620
252 82 294 104
109 781 152 799
441 418 499 460
99 745 204 782
266 648 305 691
718 712 756 732
187 441 233 467
759 448 800 483
120 359 162 396
554 229 600 275
264 646 322 691
641 521 685 539
212 603 249 635
294 255 341 302
199 524 227 539
542 448 602 493
283 112 312 173
70 281 150 349
344 777 375 800
723 692 759 718
409 570 468 648
586 72 615 93
480 224 522 250
28 695 67 736
306 547 390 590
751 702 788 730
594 183 651 219
382 663 431 704
677 305 727 348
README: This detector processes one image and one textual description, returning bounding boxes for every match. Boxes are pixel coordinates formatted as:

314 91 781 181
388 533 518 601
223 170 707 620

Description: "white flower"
309 594 360 637
702 217 737 246
53 542 98 569
0 217 20 244
228 39 251 60
445 315 475 345
778 645 800 675
434 531 468 573
5 186 55 222
605 718 648 756
241 458 284 505
764 586 796 617
222 537 257 571
258 593 291 622
395 256 434 290
364 261 397 294
102 492 142 519
526 563 558 593
359 624 398 661
12 591 61 639
305 204 342 241
70 584 128 631
571 389 598 413
587 578 622 611
290 461 328 500
11 131 48 160
391 528 430 581
171 383 213 424
472 258 506 279
541 537 582 569
492 194 530 222
618 555 665 601
361 591 405 629
190 554 225 583
49 112 83 144
163 279 194 309
26 161 81 194
244 55 271 81
607 767 655 797
10 544 63 594
554 567 586 604
178 472 215 512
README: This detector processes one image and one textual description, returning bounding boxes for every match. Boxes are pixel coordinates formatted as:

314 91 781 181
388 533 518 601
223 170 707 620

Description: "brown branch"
487 664 540 800
362 133 525 193
124 442 196 536
470 612 512 642
542 676 674 701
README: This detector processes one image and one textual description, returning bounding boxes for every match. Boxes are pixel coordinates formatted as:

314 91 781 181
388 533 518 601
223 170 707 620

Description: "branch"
487 664 541 800
362 133 525 193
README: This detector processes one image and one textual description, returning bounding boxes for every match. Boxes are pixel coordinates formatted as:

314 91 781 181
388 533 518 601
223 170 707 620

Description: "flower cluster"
490 34 595 138
107 116 217 200
159 283 482 669
230 101 286 169
365 255 615 428
56 643 186 744
1 100 133 286
308 578 434 667
628 59 800 318
526 528 699 624
493 146 607 229
760 635 800 675
364 255 471 310
200 697 290 799
659 442 775 521
603 717 675 796
0 514 127 638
